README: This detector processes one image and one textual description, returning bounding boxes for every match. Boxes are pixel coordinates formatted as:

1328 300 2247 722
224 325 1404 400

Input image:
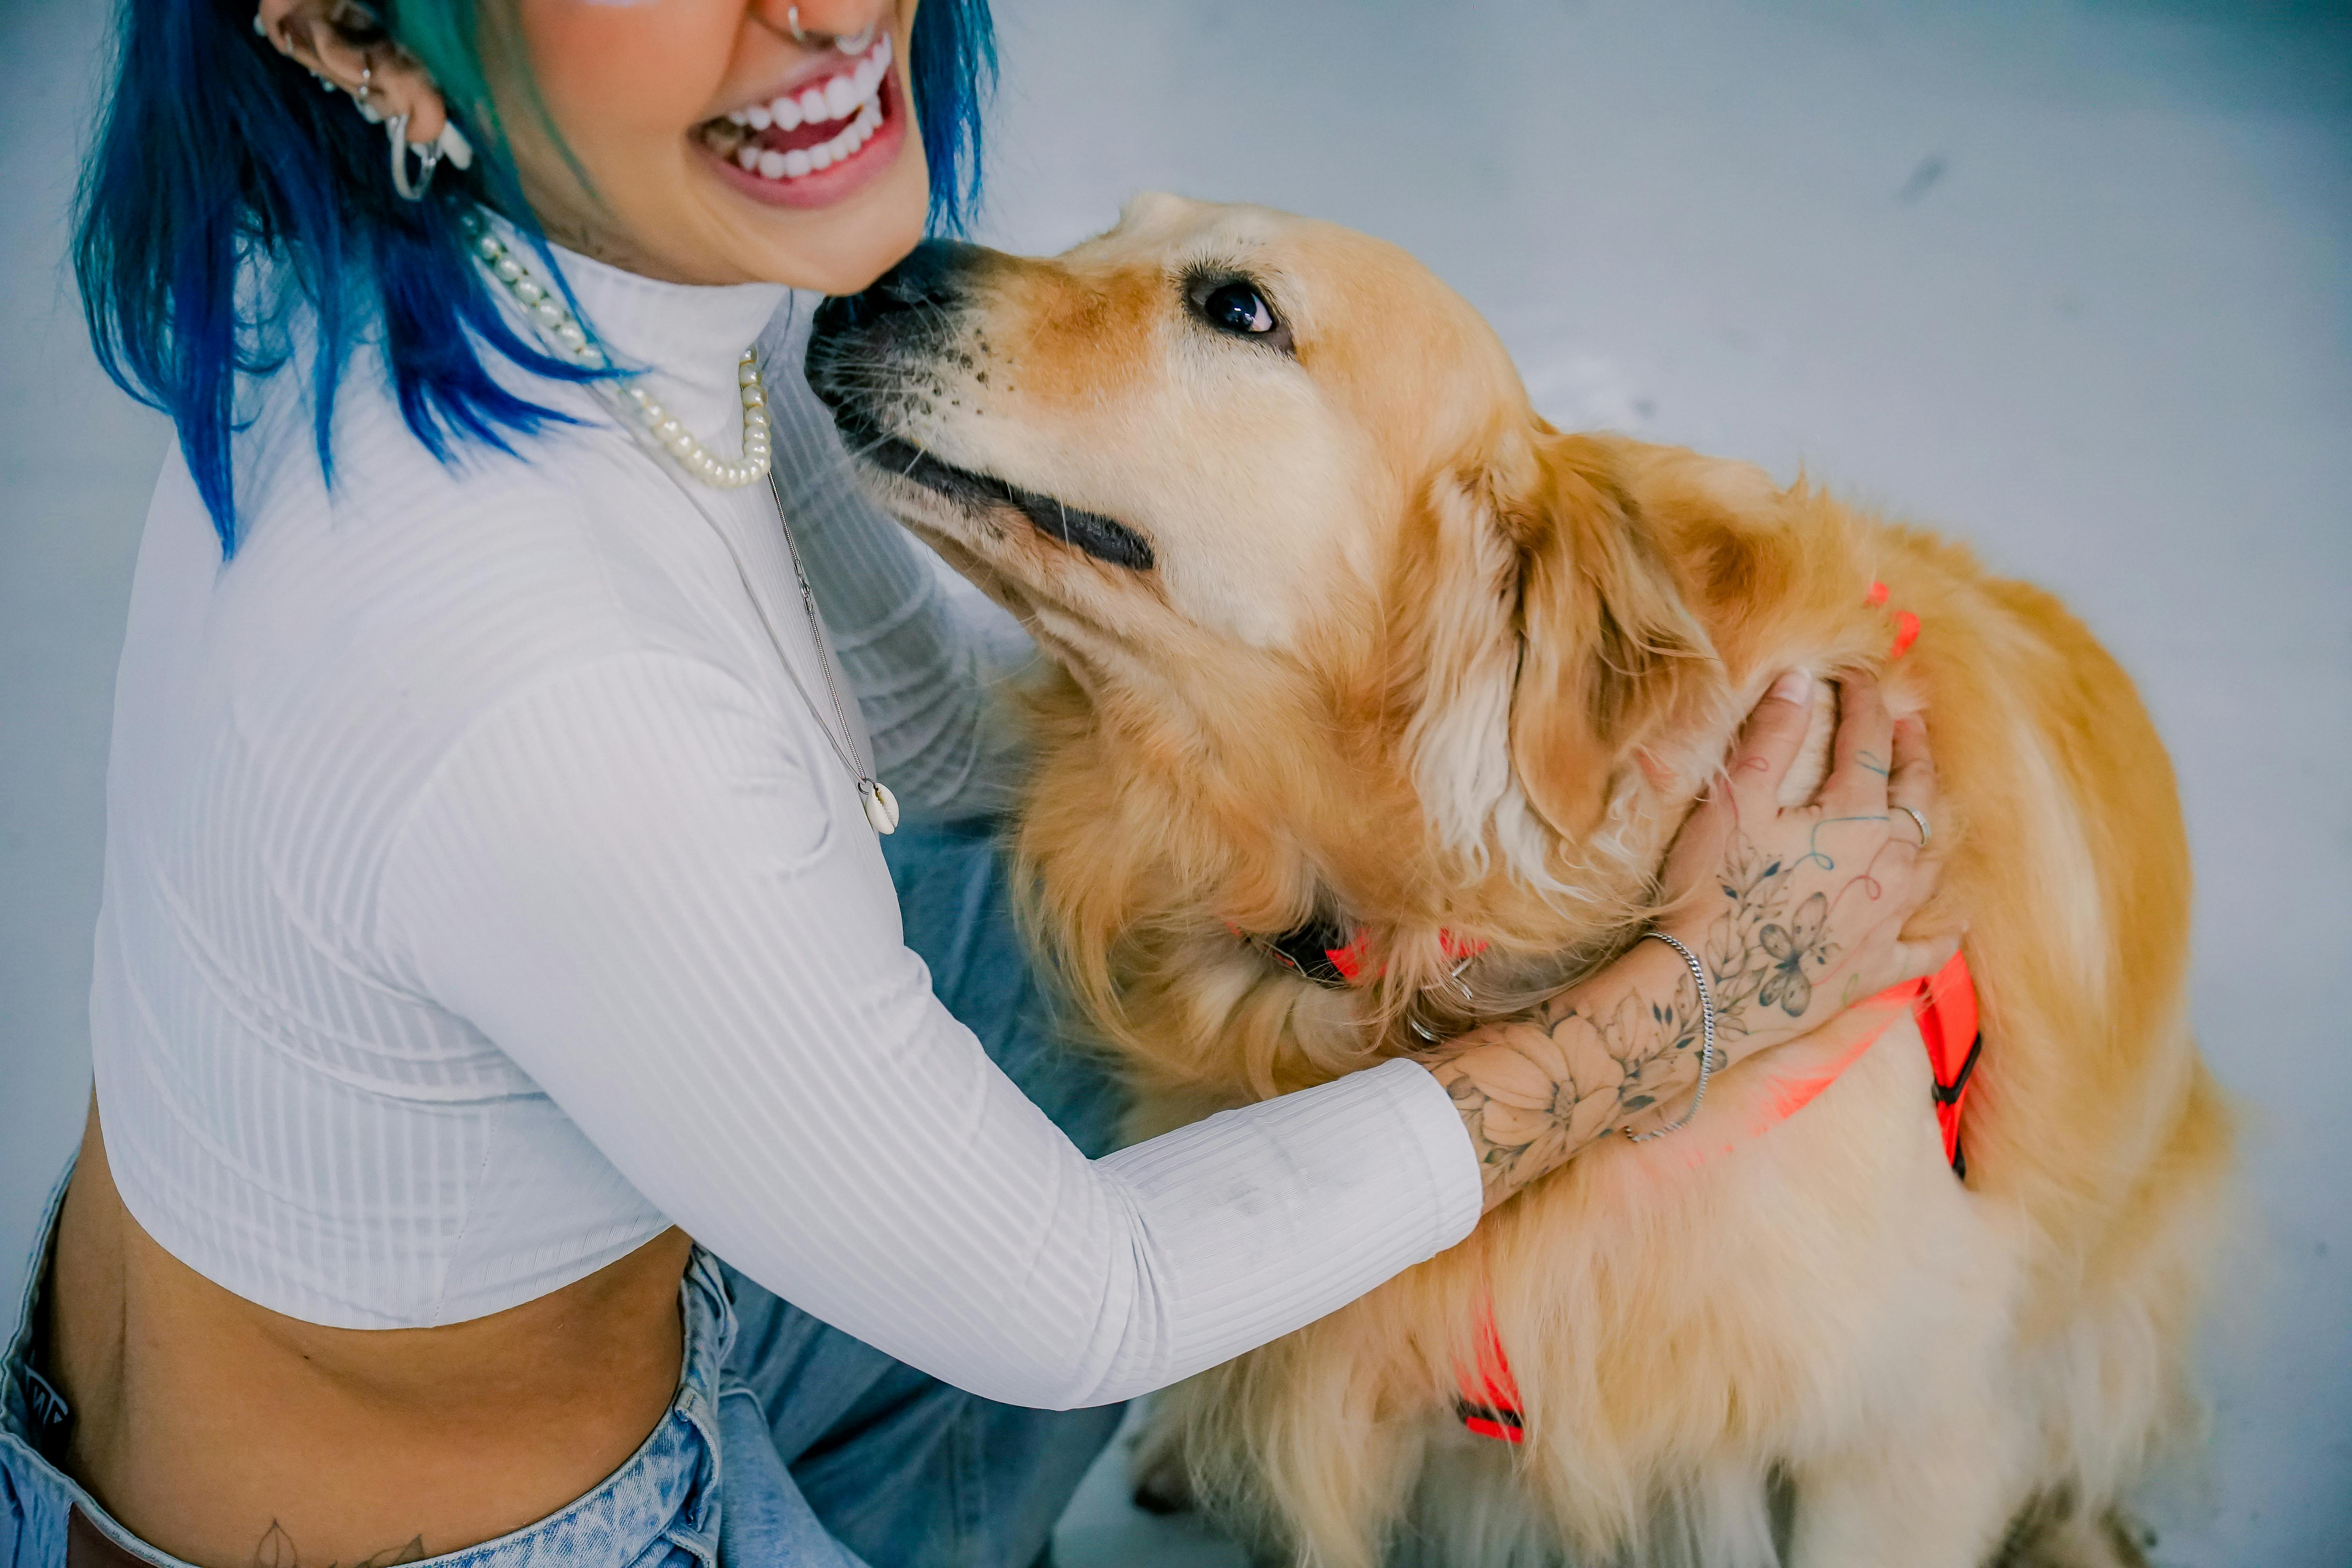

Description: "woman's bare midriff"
46 1102 697 1568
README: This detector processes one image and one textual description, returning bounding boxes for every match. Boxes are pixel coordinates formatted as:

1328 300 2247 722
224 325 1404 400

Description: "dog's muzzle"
806 243 1157 573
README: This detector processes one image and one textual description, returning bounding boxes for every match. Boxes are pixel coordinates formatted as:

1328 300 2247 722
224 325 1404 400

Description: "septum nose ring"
784 6 878 53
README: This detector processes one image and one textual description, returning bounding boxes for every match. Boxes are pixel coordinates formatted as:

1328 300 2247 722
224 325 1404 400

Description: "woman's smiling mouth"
696 33 902 208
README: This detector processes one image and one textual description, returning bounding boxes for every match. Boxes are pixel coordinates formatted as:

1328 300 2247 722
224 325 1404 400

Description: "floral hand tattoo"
1693 820 1910 1051
1426 675 1950 1212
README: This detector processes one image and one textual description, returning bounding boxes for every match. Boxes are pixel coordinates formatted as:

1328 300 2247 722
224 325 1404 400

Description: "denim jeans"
0 819 1126 1568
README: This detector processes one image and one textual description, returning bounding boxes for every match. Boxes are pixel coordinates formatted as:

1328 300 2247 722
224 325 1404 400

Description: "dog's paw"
1993 1496 2158 1568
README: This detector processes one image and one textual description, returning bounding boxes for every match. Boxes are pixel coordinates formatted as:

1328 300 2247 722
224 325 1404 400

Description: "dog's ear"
1507 433 1716 840
1404 430 1714 878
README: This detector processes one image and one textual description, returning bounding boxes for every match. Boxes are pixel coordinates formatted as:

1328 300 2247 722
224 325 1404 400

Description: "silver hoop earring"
786 5 808 42
387 114 442 202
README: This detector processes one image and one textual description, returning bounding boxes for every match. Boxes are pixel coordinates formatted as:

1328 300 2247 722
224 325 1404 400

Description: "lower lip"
699 72 909 211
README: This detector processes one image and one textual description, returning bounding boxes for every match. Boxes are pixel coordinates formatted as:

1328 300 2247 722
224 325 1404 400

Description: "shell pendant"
860 778 901 835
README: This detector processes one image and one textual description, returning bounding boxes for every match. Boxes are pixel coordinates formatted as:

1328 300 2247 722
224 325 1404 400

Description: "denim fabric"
0 820 1125 1568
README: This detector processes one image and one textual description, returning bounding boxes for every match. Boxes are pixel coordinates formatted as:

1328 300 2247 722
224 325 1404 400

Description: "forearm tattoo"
1430 964 1705 1209
1432 819 1893 1210
252 1522 426 1568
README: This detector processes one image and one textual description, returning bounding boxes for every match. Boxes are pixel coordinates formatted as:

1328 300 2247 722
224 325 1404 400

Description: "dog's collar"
1236 916 1368 989
1235 920 1489 994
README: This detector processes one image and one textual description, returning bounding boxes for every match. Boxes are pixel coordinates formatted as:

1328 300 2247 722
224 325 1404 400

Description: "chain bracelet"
1625 929 1719 1142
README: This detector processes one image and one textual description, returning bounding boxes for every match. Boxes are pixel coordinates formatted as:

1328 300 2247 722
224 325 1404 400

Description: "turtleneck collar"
486 214 797 440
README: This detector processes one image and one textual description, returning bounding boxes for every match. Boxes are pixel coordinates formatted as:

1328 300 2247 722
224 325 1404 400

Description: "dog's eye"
1190 276 1292 352
1203 281 1275 335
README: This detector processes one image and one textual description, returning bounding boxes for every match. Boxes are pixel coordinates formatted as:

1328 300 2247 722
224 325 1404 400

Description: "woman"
3 2 1953 1564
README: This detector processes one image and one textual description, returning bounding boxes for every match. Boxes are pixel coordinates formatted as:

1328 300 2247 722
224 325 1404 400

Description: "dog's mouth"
820 396 1157 573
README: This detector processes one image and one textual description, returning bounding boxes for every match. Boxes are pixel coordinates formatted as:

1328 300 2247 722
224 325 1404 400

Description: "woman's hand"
1656 669 1955 1068
1426 670 1954 1210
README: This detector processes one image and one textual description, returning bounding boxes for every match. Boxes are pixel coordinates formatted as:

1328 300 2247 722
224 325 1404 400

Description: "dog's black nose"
816 239 979 334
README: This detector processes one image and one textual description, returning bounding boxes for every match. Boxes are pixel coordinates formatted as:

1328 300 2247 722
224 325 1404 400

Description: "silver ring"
1895 804 1931 849
786 4 808 42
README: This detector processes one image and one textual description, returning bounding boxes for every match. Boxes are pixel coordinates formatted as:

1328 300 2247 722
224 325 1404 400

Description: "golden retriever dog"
805 195 2232 1568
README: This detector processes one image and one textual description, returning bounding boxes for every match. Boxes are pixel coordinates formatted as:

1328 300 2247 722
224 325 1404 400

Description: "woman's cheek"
519 0 744 149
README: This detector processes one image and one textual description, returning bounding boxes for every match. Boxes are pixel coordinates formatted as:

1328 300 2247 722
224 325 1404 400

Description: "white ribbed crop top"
85 238 1481 1408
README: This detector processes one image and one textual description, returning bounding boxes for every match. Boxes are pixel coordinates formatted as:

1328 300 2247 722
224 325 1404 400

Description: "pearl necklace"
462 216 773 489
458 213 900 833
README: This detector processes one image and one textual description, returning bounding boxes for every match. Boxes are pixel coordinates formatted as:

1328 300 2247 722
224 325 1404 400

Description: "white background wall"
3 2 2344 1563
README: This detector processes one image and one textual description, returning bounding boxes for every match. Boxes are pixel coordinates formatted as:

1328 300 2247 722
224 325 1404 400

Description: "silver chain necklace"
465 217 899 834
761 456 901 835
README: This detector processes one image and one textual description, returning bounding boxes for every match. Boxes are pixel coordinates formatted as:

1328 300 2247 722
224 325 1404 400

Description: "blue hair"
73 0 998 557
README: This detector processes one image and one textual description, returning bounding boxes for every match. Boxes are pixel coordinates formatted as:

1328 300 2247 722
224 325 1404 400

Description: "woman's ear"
259 0 449 144
1505 433 1715 844
1400 429 1715 885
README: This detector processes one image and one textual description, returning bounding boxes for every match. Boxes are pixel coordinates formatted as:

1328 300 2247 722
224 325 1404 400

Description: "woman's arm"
1430 671 1952 1211
376 651 1480 1410
376 654 1938 1405
762 309 1034 818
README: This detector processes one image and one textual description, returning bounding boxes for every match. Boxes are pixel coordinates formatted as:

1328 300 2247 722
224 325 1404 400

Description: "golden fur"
817 195 2233 1568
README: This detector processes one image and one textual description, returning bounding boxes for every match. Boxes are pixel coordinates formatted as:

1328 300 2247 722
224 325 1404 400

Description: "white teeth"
846 102 880 150
734 112 876 182
722 36 893 183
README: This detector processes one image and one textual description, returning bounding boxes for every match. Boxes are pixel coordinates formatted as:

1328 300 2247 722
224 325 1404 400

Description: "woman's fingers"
1887 716 1936 822
1726 670 1817 808
1819 676 1896 814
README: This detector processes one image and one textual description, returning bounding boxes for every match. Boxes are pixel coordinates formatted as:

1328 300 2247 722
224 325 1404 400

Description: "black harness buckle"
1244 916 1361 989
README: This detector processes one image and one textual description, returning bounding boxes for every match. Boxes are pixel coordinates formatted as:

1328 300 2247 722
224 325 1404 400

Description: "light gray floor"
3 2 2345 1564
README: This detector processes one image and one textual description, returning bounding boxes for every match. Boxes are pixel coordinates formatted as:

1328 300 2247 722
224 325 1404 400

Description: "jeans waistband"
3 1153 737 1567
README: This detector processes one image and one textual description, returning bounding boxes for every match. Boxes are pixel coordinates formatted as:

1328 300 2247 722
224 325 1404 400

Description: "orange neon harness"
1450 949 1980 1442
1449 577 1962 1443
1236 580 1965 1445
1236 933 1982 1446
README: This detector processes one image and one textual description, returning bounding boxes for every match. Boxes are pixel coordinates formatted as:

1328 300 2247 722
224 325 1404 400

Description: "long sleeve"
374 651 1483 1408
762 306 1035 819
